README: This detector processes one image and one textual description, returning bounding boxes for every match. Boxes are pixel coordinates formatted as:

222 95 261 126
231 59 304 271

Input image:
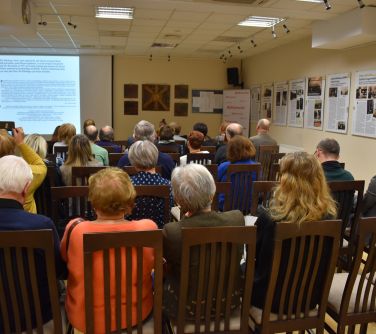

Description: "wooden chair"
165 226 256 334
132 185 171 228
165 152 180 166
250 181 279 216
213 182 232 212
204 146 217 154
101 145 117 153
257 145 279 181
249 219 341 334
205 163 218 180
269 162 281 181
53 145 68 161
325 217 376 334
122 165 162 176
225 163 262 214
35 165 60 216
71 166 107 185
328 180 365 271
109 153 124 166
187 153 215 165
50 186 92 237
83 230 163 334
0 230 63 333
112 140 129 152
267 153 285 180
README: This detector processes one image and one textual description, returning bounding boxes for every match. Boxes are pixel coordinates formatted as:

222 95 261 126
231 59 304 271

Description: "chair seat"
168 307 242 333
327 273 375 313
248 305 318 330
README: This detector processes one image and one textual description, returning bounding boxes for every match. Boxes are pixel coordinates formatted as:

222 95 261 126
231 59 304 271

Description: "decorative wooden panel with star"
142 84 170 111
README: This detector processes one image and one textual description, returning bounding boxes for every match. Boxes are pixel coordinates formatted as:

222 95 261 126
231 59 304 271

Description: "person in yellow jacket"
0 127 47 213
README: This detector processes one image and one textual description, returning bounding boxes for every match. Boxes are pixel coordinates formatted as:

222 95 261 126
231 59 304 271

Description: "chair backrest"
50 186 91 237
250 181 279 216
34 165 59 216
108 153 124 166
204 146 217 154
165 152 180 166
336 217 376 320
187 153 215 165
112 140 128 152
257 145 279 181
328 180 365 270
122 166 162 176
269 162 280 181
267 153 285 180
258 220 341 333
83 230 163 334
132 185 171 228
226 163 261 215
213 182 232 212
205 164 218 180
71 166 107 185
101 145 116 153
176 226 256 333
0 230 63 334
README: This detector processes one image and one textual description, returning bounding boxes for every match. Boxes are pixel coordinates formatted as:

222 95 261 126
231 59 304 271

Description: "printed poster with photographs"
287 78 305 128
250 85 261 122
304 76 325 130
325 73 350 134
273 81 288 126
352 70 376 138
261 83 273 119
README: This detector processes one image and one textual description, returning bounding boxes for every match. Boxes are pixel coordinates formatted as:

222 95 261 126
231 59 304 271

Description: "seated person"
0 155 65 332
0 128 47 213
117 120 174 180
96 125 122 153
252 152 337 312
128 140 173 229
315 138 354 181
214 123 243 165
362 175 376 218
193 122 216 146
60 134 102 186
60 168 157 333
162 164 244 319
52 123 76 155
179 130 209 166
84 125 109 166
156 125 181 153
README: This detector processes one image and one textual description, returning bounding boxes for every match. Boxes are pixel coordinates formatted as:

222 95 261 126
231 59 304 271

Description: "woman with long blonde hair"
252 151 337 311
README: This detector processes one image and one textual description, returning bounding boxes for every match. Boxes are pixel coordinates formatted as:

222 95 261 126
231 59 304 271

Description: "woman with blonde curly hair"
60 167 157 333
252 151 337 311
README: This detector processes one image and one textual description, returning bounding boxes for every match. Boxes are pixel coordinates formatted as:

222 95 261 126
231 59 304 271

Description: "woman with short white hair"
162 163 245 319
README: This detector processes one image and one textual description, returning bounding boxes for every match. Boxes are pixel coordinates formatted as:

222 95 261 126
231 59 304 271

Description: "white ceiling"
0 0 375 59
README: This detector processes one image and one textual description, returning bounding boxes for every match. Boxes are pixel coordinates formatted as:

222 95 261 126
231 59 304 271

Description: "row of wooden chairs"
1 218 375 333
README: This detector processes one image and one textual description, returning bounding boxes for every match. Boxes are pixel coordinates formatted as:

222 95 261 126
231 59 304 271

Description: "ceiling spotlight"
250 39 257 47
223 57 227 63
67 17 77 29
228 50 232 58
38 16 47 26
357 0 365 8
283 24 290 34
272 26 277 38
219 54 224 60
149 54 152 61
168 55 171 62
237 45 243 53
323 0 331 10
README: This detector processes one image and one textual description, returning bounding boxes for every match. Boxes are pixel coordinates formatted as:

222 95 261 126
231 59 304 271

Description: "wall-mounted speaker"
227 67 239 86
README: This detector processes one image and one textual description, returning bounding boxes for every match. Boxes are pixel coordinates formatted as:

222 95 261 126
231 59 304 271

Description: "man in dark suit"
214 122 244 165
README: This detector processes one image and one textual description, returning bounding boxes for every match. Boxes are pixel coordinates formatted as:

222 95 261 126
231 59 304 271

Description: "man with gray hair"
96 125 122 153
214 122 244 164
117 120 174 179
84 124 109 165
315 138 354 181
0 155 66 331
249 119 277 158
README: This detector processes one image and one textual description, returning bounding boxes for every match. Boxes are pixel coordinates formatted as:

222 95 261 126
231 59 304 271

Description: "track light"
219 54 224 60
323 0 331 10
283 24 290 34
168 55 171 62
357 0 365 8
228 50 232 58
237 45 243 53
223 57 227 64
272 26 277 38
250 39 257 47
149 54 152 61
67 17 77 29
38 16 47 26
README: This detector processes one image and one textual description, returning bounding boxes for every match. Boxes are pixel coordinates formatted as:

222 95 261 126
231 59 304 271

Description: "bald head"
99 125 114 141
256 119 271 134
225 123 243 141
84 125 98 142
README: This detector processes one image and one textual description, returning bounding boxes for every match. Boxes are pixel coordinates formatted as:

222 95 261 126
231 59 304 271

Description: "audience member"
48 125 60 153
83 118 96 130
315 138 354 181
0 128 47 213
162 164 244 319
157 125 180 153
128 140 173 228
179 130 208 166
193 122 216 146
53 123 76 153
218 135 257 210
249 119 277 158
61 168 157 333
169 121 187 142
117 120 174 180
215 120 230 147
84 125 109 166
361 175 376 217
96 125 122 153
0 155 65 332
252 152 337 311
60 134 103 186
214 122 243 164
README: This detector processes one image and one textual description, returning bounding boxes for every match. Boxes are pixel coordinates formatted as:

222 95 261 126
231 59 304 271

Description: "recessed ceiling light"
238 16 284 28
95 6 134 20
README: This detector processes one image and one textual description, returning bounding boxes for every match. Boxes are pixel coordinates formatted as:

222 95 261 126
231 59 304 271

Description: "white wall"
243 38 376 186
